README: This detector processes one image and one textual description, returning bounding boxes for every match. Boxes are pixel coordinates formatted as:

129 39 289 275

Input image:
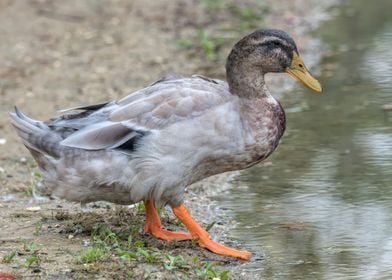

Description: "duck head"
226 29 322 93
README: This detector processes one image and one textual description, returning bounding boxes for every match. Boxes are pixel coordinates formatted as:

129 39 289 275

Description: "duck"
9 29 321 260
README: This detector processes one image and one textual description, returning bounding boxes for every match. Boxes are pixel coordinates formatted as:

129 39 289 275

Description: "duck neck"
226 58 268 99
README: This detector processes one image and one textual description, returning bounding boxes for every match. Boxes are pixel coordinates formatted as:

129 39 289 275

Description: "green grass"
25 255 39 267
228 4 265 29
176 37 193 49
77 246 106 264
195 261 231 279
205 221 216 232
79 222 231 278
164 255 186 270
23 241 40 267
198 29 218 60
2 251 16 263
173 0 269 66
23 187 33 197
33 171 42 178
61 209 232 279
135 202 146 212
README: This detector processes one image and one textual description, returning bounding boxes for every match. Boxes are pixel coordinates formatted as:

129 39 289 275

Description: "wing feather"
59 76 230 152
60 121 145 150
110 80 230 129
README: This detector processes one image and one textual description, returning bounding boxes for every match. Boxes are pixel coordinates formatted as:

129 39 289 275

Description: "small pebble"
25 206 41 212
0 138 6 145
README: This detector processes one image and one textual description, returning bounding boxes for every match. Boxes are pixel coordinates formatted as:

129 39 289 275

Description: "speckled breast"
243 99 286 167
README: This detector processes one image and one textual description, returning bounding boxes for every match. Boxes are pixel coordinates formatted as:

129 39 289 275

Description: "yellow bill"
286 51 322 92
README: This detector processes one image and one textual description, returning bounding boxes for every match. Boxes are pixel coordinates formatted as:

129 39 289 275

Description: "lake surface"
217 1 392 279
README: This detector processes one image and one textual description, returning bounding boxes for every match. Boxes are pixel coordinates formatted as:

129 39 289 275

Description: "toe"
148 227 192 241
199 239 251 260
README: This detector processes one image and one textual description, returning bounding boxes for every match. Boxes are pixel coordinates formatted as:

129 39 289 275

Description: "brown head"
226 29 322 96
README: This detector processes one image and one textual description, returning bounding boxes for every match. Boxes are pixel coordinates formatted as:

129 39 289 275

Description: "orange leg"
172 204 251 260
144 200 192 241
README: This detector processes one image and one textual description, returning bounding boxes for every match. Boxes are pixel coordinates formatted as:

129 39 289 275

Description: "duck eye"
271 41 282 48
298 63 303 68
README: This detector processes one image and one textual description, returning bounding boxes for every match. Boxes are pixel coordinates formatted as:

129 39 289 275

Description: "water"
217 1 392 279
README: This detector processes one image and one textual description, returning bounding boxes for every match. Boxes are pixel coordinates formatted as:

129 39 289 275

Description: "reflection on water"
217 0 392 279
364 24 392 88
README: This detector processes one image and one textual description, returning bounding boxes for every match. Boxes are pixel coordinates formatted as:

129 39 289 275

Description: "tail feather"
15 106 42 126
9 107 61 157
9 111 42 146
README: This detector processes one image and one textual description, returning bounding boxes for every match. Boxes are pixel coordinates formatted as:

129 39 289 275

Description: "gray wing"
57 75 230 151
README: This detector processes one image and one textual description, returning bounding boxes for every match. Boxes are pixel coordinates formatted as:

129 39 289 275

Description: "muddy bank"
0 0 336 279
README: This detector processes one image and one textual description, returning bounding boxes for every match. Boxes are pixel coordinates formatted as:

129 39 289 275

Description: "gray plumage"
9 29 296 207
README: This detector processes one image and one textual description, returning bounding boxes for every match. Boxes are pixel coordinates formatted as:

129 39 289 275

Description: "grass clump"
77 246 106 264
196 261 231 279
23 241 41 267
60 208 232 279
198 29 218 60
2 251 16 263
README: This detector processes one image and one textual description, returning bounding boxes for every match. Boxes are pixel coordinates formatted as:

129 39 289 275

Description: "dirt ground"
0 0 334 279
